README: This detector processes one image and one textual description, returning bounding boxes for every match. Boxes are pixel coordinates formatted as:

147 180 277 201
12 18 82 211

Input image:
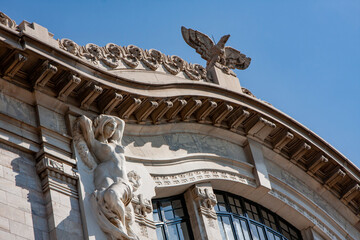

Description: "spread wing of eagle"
181 26 251 70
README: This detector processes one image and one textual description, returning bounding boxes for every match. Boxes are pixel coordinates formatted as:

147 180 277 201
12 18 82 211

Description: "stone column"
184 183 221 240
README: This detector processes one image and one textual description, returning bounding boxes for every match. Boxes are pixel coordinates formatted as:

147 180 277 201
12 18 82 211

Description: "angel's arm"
77 115 96 150
110 116 125 145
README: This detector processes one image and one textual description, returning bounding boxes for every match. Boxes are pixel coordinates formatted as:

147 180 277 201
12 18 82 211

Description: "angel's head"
94 114 125 144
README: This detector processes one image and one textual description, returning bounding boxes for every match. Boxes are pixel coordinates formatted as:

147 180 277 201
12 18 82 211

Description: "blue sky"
2 1 359 167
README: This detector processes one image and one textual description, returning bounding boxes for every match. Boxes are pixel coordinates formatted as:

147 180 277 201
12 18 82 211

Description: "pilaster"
184 183 221 240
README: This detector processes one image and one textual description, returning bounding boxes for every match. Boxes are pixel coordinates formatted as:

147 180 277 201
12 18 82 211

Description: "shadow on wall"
122 133 243 159
6 150 48 239
11 150 83 240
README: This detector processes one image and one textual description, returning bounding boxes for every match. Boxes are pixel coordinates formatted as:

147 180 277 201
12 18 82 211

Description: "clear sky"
2 1 360 167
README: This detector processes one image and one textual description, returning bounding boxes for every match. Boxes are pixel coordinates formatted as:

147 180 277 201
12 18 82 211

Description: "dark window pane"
228 197 235 205
216 193 225 203
230 205 237 214
172 200 182 209
234 198 241 207
174 208 184 218
162 201 172 211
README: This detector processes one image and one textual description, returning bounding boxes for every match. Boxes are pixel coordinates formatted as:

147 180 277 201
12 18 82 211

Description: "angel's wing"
181 26 215 61
224 47 251 70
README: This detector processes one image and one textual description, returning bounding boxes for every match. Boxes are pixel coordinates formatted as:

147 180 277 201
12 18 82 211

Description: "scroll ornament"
73 114 140 240
59 39 208 81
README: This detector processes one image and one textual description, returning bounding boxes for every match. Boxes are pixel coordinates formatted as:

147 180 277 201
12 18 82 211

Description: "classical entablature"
0 12 359 240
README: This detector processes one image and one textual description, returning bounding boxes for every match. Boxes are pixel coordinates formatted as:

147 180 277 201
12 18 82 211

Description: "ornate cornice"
58 39 209 81
1 11 360 219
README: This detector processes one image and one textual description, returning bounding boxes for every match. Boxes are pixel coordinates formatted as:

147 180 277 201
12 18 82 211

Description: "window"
152 195 194 240
215 191 302 240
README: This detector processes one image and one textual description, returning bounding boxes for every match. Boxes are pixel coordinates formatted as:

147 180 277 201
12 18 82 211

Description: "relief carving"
74 114 140 240
58 39 209 81
192 184 217 219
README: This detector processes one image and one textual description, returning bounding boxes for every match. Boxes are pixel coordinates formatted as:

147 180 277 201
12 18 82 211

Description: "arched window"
215 191 302 240
152 195 194 240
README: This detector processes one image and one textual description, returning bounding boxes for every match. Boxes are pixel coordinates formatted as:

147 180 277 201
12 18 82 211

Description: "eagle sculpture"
181 26 251 72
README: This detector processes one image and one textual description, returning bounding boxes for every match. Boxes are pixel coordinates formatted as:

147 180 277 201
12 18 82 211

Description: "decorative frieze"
269 190 338 240
152 170 255 187
59 38 209 81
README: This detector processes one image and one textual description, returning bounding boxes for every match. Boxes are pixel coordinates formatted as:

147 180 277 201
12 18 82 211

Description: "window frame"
215 190 302 240
152 194 194 240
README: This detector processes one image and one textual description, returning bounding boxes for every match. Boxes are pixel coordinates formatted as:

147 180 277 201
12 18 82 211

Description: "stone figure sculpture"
74 114 139 240
181 26 251 72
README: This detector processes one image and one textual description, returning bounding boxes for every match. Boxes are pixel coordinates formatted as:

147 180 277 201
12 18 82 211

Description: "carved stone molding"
58 38 209 82
0 12 17 30
191 184 217 219
269 190 338 240
152 170 256 187
36 155 79 198
132 194 152 218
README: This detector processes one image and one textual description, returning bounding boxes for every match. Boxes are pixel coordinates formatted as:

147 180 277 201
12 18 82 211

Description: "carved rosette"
58 39 209 82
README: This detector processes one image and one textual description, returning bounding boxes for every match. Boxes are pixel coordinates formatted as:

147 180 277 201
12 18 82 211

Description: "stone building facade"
0 12 359 240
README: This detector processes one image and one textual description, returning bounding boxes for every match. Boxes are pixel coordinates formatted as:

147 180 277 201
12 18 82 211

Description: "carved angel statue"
181 26 251 71
73 114 140 240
